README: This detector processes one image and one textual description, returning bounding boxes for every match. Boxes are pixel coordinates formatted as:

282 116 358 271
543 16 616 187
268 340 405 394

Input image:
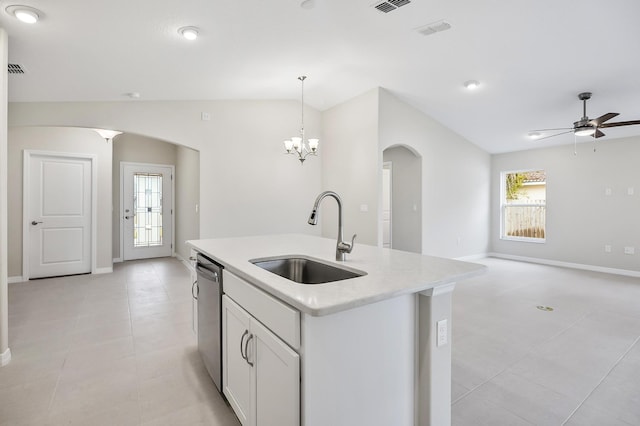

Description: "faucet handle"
338 234 357 254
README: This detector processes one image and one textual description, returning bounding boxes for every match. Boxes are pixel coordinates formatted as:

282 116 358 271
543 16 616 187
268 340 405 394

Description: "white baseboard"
489 252 640 278
455 253 490 262
8 276 24 284
93 267 113 275
0 348 11 367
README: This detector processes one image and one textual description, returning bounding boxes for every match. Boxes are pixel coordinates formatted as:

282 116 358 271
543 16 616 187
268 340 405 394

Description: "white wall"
8 100 323 243
0 27 10 365
321 89 380 246
7 127 113 278
378 89 491 258
491 138 640 272
175 145 200 261
112 134 178 260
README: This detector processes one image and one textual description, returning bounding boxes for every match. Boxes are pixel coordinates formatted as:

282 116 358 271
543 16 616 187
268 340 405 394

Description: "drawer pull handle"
244 333 254 367
191 280 198 300
240 330 249 361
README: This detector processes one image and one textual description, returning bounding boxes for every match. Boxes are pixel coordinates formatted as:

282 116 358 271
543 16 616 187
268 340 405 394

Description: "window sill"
500 236 546 244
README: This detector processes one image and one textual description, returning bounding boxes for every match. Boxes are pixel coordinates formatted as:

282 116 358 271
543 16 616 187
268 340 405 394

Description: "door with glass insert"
122 163 173 260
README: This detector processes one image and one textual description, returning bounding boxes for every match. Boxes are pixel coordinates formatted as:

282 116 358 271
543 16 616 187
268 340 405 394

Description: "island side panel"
417 283 455 426
301 294 415 426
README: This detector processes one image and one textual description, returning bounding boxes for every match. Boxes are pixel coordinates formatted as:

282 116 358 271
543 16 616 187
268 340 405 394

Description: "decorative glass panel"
133 173 163 247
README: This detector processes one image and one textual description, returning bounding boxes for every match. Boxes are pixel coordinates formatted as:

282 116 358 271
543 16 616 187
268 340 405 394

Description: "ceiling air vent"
8 63 25 74
373 0 411 13
416 20 452 36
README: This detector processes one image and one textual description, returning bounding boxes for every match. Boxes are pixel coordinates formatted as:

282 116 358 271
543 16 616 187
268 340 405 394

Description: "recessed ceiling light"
124 92 141 99
6 5 42 24
178 26 199 41
463 80 480 90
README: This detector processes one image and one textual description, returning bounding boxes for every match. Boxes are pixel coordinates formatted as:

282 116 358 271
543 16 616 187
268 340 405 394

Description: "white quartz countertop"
187 234 485 316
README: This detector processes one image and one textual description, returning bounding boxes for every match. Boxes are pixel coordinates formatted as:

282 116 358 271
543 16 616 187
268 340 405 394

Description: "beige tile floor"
2 257 639 425
452 258 640 426
1 258 239 426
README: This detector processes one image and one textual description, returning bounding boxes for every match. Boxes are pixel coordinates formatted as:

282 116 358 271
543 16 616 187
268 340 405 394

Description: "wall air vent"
373 0 411 13
416 20 452 36
8 63 25 74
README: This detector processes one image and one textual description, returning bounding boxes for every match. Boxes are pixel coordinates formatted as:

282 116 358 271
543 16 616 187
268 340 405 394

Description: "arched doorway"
382 145 422 253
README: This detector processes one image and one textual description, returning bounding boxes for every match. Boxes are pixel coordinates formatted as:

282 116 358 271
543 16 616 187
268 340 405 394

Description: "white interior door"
26 153 92 279
122 163 173 260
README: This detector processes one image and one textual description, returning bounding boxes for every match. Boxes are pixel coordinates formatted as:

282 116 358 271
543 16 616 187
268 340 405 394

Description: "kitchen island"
188 234 485 426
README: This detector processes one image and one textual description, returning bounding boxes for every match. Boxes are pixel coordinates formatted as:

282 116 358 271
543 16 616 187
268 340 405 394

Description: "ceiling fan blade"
599 120 640 128
533 130 574 141
593 129 605 138
590 112 619 126
529 127 573 132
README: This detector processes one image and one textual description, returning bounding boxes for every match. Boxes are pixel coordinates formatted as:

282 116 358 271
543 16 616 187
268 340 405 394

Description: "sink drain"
536 305 554 311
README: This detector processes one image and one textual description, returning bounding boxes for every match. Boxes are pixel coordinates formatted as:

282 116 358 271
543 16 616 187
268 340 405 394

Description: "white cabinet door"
223 294 300 426
223 296 253 425
191 254 198 335
252 318 300 426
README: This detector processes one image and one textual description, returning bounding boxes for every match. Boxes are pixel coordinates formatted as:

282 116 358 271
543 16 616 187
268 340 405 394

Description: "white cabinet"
189 251 198 335
223 293 300 426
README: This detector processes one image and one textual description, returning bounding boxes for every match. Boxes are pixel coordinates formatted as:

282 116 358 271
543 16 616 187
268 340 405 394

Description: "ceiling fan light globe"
574 126 596 137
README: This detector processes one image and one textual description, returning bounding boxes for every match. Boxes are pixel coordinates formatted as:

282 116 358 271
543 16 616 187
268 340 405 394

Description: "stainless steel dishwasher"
195 253 223 393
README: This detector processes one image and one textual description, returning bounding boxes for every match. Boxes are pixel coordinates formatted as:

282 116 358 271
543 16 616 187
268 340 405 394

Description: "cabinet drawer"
224 270 300 350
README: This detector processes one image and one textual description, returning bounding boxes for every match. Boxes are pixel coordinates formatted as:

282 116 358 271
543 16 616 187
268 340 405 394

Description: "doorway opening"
381 145 422 253
382 162 392 248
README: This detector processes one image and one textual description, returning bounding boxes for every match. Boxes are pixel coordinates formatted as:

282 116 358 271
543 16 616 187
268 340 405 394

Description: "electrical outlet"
604 245 612 253
436 319 448 347
624 247 635 255
605 188 612 196
360 204 368 212
628 187 635 196
201 112 211 121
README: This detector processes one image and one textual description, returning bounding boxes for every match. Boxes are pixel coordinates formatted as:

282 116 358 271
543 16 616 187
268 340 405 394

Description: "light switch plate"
436 319 448 347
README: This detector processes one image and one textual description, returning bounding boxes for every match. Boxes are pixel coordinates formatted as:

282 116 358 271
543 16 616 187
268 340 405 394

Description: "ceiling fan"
530 92 640 141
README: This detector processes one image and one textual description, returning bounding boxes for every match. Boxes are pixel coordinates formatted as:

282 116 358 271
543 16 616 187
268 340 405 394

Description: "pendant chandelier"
283 76 318 164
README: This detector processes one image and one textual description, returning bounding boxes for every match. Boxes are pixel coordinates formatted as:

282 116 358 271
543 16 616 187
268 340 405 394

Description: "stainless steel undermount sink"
250 255 366 284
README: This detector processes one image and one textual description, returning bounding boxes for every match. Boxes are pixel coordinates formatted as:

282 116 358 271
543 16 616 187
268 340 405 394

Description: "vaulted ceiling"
1 0 639 153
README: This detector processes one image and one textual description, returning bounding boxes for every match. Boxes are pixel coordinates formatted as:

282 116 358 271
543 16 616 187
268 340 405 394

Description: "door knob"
31 221 43 225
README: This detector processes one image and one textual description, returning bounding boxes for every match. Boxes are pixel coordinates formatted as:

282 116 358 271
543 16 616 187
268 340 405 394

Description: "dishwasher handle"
196 264 219 282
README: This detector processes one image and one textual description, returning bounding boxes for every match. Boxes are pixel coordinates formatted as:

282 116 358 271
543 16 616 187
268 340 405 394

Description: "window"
133 172 164 247
501 170 546 241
